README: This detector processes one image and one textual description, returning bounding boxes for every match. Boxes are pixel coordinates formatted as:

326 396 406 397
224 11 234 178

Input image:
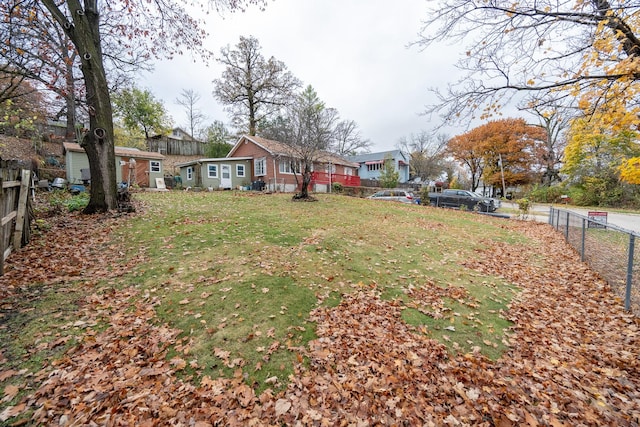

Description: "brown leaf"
3 384 19 400
170 357 187 370
0 403 26 422
275 398 291 417
0 370 17 382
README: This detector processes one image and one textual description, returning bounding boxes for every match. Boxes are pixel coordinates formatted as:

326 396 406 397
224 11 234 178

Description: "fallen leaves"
1 203 640 425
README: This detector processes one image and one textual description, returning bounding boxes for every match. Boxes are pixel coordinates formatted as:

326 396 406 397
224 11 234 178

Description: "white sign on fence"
587 211 608 229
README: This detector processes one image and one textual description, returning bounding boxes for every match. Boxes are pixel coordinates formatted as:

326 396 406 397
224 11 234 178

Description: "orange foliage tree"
448 118 546 194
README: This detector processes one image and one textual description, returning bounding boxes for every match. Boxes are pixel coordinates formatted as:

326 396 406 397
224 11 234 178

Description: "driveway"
502 202 640 234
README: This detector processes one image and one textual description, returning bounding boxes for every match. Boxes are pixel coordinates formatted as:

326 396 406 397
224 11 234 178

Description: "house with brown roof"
63 142 166 188
227 135 360 192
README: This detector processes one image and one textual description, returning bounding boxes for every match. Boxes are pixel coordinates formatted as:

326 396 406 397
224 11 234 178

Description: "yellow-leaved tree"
563 112 640 204
417 0 640 135
619 158 640 184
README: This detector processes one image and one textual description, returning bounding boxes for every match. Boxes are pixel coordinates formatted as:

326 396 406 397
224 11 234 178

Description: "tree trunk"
41 0 118 212
68 2 117 212
79 63 118 211
299 167 311 199
64 57 77 140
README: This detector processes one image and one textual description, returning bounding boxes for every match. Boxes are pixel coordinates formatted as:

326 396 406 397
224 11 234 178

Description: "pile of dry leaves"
0 211 638 426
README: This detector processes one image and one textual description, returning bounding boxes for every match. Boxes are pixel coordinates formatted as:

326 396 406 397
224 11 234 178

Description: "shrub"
528 184 565 203
420 187 433 205
47 190 90 212
332 182 343 193
64 192 90 212
516 198 531 219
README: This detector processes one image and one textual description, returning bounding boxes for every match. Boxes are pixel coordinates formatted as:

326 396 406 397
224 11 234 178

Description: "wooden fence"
146 137 207 156
0 160 32 275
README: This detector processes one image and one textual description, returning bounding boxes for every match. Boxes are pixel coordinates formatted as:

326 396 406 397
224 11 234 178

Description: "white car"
367 189 415 204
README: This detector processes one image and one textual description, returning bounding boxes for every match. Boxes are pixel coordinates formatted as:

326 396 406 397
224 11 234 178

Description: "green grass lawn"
109 191 526 390
1 191 532 399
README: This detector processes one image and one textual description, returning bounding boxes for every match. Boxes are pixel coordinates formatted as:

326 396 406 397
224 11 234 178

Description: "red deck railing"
310 171 361 187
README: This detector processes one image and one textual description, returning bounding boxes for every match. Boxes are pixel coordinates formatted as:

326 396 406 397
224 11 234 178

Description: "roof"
176 157 253 168
228 135 359 168
348 150 408 164
63 142 165 160
228 135 294 157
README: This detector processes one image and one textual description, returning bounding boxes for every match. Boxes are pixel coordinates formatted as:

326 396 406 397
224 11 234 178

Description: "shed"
176 157 253 190
63 142 166 188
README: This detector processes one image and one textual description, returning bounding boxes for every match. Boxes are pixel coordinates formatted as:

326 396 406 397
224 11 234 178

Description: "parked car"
428 189 496 212
367 189 416 204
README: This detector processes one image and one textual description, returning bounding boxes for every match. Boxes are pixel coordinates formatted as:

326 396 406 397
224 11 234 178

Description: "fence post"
581 218 586 262
0 168 4 275
625 234 635 312
564 211 570 240
13 169 30 250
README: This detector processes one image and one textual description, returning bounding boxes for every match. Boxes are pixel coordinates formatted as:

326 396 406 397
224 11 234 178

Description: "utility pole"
498 153 506 198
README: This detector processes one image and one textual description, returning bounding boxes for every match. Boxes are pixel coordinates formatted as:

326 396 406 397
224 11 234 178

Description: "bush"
47 190 90 213
516 198 531 219
571 176 622 206
527 184 565 203
65 193 90 212
332 182 343 193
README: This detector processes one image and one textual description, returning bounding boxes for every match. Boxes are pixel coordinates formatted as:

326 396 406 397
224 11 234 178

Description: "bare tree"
280 85 338 200
2 1 265 213
176 89 207 139
527 105 570 185
213 36 301 136
397 131 447 182
332 119 371 156
416 0 640 125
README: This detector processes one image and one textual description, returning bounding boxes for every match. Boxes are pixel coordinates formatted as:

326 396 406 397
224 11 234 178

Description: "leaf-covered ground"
0 201 639 426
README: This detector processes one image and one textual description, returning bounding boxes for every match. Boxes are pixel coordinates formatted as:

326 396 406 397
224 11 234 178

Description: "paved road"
502 203 640 234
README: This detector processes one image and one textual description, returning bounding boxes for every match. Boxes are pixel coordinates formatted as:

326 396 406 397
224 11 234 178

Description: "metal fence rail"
549 207 638 315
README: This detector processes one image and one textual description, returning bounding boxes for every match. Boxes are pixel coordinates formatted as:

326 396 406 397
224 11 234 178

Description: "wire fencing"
549 207 639 315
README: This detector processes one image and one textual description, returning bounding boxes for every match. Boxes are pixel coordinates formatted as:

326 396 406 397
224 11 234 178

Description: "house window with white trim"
208 164 218 178
255 157 266 176
367 162 383 172
186 167 193 181
236 164 246 177
150 161 161 173
344 167 353 176
325 164 336 174
279 158 301 174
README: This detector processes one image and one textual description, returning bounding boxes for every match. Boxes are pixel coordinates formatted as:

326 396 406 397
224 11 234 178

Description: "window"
367 163 383 172
344 167 353 176
208 164 218 178
186 167 193 181
150 161 161 173
279 159 301 174
325 164 336 174
255 157 266 176
236 164 245 177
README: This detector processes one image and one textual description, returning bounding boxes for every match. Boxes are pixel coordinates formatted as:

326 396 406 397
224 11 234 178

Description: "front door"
221 164 232 189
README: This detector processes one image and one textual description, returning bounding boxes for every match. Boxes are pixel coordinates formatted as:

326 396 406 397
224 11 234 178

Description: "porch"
310 171 361 188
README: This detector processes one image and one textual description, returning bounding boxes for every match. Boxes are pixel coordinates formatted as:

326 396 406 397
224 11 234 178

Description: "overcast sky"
142 0 468 152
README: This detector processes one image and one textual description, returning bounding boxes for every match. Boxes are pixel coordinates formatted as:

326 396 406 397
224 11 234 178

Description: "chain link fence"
549 207 639 315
